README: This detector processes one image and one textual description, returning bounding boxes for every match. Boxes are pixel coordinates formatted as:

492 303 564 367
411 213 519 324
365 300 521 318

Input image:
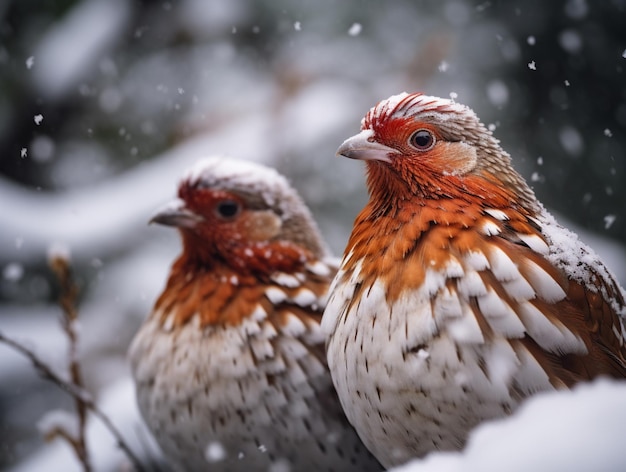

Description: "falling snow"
559 126 584 156
527 61 537 70
527 36 536 45
348 23 362 36
204 441 227 463
604 128 613 137
3 262 24 281
486 80 509 107
25 56 35 69
559 29 582 53
34 114 43 125
294 21 301 31
438 61 449 72
604 215 616 230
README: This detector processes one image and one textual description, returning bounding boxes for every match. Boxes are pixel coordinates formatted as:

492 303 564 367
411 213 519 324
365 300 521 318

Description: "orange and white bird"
129 157 381 471
322 92 626 468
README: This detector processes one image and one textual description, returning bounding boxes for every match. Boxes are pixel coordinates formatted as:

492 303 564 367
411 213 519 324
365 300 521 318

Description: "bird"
322 92 626 468
128 156 381 472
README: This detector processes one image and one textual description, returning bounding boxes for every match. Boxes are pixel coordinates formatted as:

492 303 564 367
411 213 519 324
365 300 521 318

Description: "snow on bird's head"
181 156 300 219
362 92 476 131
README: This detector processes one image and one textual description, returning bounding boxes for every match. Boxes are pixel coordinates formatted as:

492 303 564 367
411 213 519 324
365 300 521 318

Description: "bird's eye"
215 200 241 219
409 129 436 151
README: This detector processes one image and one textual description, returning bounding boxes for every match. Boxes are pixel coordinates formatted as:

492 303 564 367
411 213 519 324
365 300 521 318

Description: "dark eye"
215 200 241 219
409 129 435 150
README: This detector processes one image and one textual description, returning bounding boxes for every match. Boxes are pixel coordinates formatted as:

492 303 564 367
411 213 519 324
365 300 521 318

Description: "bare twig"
0 332 146 472
48 253 91 471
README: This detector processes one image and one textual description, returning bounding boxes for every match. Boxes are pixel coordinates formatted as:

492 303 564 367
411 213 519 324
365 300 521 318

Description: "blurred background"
1 0 625 470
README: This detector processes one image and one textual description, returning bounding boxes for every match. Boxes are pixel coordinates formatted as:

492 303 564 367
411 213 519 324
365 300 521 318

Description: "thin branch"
49 254 91 471
0 332 146 472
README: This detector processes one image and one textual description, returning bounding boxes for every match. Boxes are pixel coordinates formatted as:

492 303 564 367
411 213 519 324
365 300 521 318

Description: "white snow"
537 209 626 315
527 61 537 70
559 29 583 53
559 125 584 156
34 114 43 125
3 262 24 281
204 441 227 463
348 23 362 36
604 214 616 229
183 156 314 224
391 379 626 472
486 80 509 107
37 409 79 440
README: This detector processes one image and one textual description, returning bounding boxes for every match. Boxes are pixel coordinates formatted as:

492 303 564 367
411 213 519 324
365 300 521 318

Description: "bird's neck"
343 178 539 305
152 236 315 328
365 162 538 219
179 232 311 278
153 262 259 328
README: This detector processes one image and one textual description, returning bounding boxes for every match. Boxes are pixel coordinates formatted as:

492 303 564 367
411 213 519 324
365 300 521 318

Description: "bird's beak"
336 129 396 163
149 198 203 228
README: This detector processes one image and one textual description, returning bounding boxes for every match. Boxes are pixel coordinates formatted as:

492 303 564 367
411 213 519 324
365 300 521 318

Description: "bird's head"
337 92 538 213
151 157 328 275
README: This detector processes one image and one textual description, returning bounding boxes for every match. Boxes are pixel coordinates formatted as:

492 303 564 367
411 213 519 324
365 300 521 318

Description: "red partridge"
129 157 381 471
322 92 626 468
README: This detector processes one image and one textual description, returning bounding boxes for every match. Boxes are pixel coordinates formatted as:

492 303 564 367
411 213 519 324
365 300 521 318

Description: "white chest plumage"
130 265 382 471
130 311 331 471
325 263 551 466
